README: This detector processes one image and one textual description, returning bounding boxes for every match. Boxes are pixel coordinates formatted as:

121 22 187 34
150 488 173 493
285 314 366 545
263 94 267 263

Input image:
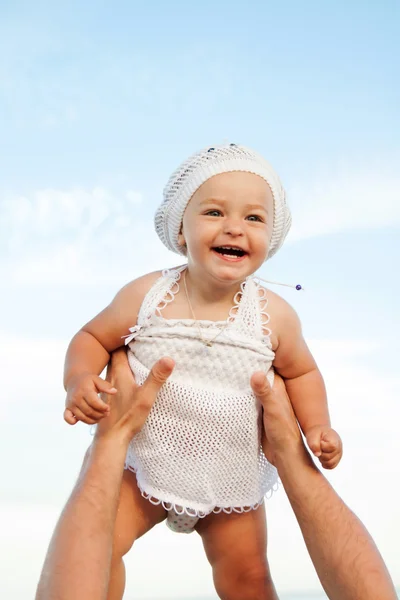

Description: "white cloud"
2 187 121 237
0 187 177 285
3 167 399 289
287 168 400 242
126 190 143 204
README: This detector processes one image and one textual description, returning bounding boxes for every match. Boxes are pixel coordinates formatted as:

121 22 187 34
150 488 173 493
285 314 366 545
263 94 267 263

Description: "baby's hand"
305 425 343 470
64 372 117 425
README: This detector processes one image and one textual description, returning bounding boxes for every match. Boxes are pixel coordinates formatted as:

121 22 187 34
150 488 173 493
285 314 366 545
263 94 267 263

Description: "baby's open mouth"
212 246 247 258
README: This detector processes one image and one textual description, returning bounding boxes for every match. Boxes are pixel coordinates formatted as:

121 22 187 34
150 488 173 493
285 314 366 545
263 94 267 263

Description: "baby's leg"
107 469 167 600
196 505 278 600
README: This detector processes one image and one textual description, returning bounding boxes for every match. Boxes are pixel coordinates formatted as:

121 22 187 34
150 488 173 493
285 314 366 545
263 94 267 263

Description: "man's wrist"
94 424 130 449
273 439 315 475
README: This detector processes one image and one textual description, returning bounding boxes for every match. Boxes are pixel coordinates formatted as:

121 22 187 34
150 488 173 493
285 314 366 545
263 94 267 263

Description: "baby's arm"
64 271 161 425
272 296 342 469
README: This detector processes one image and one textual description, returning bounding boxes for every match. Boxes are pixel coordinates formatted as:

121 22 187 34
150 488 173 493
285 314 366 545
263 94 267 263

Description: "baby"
64 143 342 600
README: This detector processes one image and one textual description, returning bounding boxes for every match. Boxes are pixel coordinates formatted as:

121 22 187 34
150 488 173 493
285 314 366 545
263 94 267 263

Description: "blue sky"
1 1 399 598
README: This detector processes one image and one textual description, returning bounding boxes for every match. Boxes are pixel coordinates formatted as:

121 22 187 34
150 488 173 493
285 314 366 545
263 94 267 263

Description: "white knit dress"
124 265 278 526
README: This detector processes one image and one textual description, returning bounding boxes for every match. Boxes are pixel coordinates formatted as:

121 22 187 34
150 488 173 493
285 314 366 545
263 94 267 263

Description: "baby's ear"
177 229 186 248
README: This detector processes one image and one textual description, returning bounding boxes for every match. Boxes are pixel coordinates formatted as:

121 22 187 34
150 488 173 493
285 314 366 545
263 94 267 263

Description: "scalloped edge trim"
133 267 185 336
227 279 246 324
124 462 280 518
254 279 273 341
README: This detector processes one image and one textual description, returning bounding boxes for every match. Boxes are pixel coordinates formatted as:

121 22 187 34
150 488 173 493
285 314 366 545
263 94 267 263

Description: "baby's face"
179 171 274 282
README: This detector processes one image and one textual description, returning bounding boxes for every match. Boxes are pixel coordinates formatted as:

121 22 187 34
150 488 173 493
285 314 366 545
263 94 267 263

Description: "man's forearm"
275 450 397 600
36 436 128 600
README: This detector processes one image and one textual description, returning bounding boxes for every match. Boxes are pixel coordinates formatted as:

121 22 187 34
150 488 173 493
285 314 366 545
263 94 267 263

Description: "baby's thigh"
196 506 277 600
113 470 167 559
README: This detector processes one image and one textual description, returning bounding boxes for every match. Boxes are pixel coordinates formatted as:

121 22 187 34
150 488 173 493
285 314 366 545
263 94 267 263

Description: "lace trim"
227 277 273 346
124 462 279 517
227 279 246 324
151 265 243 330
256 282 272 342
123 266 186 344
155 279 180 316
123 269 272 346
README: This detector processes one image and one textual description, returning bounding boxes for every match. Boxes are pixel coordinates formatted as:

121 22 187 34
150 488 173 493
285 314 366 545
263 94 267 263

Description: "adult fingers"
116 357 175 439
250 371 273 400
106 347 133 382
139 357 175 403
261 428 275 466
251 371 302 457
251 371 289 408
109 346 130 370
104 349 137 399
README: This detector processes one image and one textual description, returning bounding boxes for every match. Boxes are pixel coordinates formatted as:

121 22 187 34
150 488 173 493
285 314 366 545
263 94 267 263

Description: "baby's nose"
223 218 244 236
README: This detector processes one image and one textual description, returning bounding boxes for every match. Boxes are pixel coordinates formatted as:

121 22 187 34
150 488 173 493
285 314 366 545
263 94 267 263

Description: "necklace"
183 269 229 348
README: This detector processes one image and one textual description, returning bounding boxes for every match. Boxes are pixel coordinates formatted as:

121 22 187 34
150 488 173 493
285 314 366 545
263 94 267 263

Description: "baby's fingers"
68 406 99 425
63 406 98 425
94 375 117 396
64 408 78 425
80 398 108 421
320 454 340 470
321 460 337 470
85 389 110 413
306 432 322 457
320 437 338 453
65 396 107 425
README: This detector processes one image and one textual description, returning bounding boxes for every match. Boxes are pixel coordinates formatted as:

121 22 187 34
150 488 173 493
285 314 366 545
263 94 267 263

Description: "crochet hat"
154 142 292 259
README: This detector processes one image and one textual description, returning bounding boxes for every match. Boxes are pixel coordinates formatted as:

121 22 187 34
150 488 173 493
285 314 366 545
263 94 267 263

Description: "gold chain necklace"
183 270 229 348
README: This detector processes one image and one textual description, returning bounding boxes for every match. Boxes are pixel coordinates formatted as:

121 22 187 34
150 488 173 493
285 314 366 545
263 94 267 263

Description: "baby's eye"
204 210 222 217
246 215 264 222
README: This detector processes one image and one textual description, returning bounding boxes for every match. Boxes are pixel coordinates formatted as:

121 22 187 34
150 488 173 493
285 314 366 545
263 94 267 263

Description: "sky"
0 0 399 598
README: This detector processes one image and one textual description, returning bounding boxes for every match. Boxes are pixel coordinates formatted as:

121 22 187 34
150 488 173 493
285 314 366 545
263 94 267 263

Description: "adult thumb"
250 371 272 403
141 357 175 397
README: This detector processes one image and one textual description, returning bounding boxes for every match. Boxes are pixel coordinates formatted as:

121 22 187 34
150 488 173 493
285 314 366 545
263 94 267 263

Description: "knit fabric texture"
154 143 292 260
124 265 278 517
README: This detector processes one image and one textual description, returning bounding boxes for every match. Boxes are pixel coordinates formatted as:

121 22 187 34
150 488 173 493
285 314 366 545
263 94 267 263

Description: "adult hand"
250 371 306 466
95 347 175 444
35 348 175 600
251 370 397 600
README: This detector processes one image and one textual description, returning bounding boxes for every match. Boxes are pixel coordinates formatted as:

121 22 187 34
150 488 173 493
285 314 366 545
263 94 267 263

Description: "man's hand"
95 348 175 443
64 372 117 425
250 371 305 466
305 425 343 470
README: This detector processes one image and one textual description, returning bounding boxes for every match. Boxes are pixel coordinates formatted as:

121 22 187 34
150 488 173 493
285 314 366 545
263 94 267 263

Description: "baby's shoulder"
258 285 302 340
258 285 293 314
124 269 164 294
116 270 164 307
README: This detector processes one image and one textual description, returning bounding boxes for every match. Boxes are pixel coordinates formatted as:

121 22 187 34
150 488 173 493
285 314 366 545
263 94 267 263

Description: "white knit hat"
154 142 292 259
